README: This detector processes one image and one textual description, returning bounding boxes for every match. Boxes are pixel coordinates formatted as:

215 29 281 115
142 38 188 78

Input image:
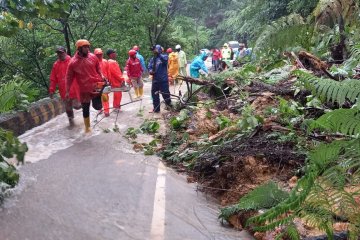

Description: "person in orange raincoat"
166 48 179 85
49 46 80 126
106 49 124 111
66 39 105 133
94 48 110 117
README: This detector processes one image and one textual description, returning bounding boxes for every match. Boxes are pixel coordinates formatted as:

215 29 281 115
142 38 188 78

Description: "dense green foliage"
1 0 358 108
0 128 27 203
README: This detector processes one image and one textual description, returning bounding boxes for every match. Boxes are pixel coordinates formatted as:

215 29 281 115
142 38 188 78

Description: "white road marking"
150 162 166 240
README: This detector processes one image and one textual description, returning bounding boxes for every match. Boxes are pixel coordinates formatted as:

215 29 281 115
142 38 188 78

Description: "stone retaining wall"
0 98 65 136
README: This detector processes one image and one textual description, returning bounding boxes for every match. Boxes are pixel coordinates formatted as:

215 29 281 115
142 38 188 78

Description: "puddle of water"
18 108 128 163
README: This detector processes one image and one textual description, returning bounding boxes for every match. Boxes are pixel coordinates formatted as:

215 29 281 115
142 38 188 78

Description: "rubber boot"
84 117 91 133
139 87 144 98
134 88 139 98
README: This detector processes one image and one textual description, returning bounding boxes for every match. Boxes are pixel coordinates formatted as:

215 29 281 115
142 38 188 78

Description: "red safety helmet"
133 45 139 51
166 48 173 53
128 49 137 56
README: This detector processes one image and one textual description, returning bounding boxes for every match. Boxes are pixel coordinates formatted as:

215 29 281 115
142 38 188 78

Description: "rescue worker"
190 52 209 78
221 43 232 70
237 43 253 59
212 48 221 71
126 49 144 98
148 45 172 113
94 48 110 117
49 46 80 126
106 49 124 112
167 48 179 85
133 45 146 75
66 39 104 133
176 44 187 76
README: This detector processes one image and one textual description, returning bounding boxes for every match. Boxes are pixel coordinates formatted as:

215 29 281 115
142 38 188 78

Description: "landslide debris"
155 51 360 239
128 50 360 239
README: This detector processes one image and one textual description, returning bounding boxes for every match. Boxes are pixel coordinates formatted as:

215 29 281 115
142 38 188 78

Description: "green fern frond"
253 215 295 232
219 204 242 222
247 176 313 225
342 44 360 76
236 181 289 210
300 203 334 231
295 70 360 105
242 139 360 237
247 141 345 226
284 223 301 240
219 181 288 221
308 140 347 170
309 109 360 136
255 14 312 52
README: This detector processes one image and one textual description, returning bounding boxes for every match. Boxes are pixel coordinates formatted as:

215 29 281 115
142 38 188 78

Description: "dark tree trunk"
330 15 347 63
64 23 72 56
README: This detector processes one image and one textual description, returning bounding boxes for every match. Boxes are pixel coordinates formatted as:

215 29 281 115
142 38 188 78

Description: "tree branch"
154 0 179 43
38 18 63 32
31 29 48 89
88 0 112 41
0 57 40 85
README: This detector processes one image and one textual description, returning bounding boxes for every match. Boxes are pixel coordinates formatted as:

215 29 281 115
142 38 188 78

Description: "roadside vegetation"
129 0 360 239
2 0 360 239
0 128 27 203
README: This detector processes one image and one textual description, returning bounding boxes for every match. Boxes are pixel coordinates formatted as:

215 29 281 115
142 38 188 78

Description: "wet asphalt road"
0 82 253 240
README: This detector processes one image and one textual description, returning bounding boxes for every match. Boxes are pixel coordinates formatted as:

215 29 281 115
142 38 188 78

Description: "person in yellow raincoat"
166 48 179 85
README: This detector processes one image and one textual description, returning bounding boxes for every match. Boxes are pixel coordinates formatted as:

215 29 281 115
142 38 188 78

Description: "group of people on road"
49 39 191 133
49 37 254 133
209 43 252 71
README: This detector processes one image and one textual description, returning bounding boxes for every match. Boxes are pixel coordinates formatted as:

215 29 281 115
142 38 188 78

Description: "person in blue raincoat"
133 45 147 74
190 52 209 78
148 44 172 113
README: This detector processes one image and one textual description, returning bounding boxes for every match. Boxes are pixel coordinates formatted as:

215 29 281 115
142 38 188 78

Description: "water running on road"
1 82 252 240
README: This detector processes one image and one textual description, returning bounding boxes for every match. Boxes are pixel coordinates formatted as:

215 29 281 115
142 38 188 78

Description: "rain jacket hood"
200 52 208 61
190 54 208 78
154 44 162 53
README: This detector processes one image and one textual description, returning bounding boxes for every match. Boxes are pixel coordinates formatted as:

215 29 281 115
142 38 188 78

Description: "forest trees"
0 0 182 110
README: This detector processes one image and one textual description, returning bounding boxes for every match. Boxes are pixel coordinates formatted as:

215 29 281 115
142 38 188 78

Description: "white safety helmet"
175 44 181 50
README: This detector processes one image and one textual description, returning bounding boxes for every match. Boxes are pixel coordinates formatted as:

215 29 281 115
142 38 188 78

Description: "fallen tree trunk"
298 51 337 80
176 75 212 86
246 80 310 96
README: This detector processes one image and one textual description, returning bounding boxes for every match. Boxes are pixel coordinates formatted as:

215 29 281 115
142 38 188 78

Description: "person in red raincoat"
212 48 221 71
126 49 143 98
66 39 104 133
106 49 124 111
49 46 80 126
94 48 110 117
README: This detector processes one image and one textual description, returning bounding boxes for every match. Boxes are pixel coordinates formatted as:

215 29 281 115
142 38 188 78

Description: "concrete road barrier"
0 98 65 136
